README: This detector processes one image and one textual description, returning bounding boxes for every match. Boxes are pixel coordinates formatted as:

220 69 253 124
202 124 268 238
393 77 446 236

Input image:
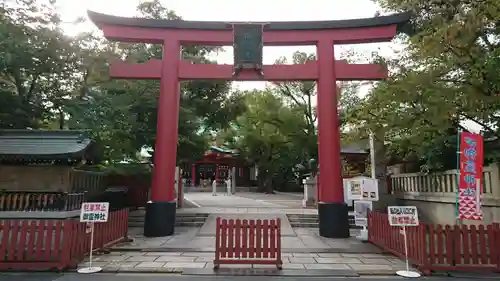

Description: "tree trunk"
58 110 65 129
256 169 274 194
372 130 397 211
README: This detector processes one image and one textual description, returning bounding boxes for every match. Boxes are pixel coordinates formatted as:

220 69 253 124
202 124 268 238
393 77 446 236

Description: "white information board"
346 179 362 201
80 202 110 222
346 177 379 201
360 178 379 201
343 179 354 207
388 206 419 226
354 201 373 227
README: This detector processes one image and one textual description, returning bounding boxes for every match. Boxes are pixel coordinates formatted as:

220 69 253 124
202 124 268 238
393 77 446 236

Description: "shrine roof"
87 11 411 33
341 143 369 155
210 146 235 154
0 130 95 163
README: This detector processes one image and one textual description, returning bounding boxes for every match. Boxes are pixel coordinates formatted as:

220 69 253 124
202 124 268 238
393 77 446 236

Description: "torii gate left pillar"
88 11 410 238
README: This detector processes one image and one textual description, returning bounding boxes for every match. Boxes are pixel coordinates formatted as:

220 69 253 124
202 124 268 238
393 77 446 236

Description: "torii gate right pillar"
316 40 347 238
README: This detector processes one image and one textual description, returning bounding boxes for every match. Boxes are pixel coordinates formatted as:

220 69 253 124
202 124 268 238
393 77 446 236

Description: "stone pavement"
80 251 417 275
90 192 413 276
178 207 318 214
198 214 295 236
113 227 380 252
85 226 414 276
0 272 466 281
183 192 314 211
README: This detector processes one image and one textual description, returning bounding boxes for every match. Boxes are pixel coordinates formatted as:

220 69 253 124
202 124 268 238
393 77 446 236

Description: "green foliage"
0 0 80 129
342 0 500 171
0 0 238 164
219 51 365 192
91 163 153 176
221 90 309 192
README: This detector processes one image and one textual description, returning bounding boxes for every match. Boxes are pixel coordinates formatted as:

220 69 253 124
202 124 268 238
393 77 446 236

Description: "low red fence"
214 218 282 269
0 208 129 270
368 211 500 275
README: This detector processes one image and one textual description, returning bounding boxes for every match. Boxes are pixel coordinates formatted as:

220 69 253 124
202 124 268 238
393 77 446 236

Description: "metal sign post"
77 202 110 274
388 206 421 278
397 225 421 278
78 222 100 274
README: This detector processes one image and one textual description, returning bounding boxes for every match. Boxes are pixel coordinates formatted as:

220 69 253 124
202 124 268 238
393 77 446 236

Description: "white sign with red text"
388 206 419 227
80 202 109 223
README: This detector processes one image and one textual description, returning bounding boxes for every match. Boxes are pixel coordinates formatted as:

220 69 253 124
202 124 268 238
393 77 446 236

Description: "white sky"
55 0 401 91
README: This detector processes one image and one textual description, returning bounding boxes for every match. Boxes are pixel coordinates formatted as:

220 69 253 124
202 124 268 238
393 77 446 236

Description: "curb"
71 267 411 277
182 196 202 208
71 267 183 274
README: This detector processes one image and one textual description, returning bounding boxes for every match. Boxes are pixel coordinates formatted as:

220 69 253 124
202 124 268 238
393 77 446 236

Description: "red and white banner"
458 132 484 220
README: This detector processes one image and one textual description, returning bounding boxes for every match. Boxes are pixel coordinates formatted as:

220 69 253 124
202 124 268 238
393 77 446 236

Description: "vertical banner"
458 131 484 220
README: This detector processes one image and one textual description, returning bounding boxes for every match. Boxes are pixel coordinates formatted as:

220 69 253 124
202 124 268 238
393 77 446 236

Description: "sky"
55 0 402 92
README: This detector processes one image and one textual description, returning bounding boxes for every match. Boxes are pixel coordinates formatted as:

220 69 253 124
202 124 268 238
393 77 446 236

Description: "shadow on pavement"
0 273 63 281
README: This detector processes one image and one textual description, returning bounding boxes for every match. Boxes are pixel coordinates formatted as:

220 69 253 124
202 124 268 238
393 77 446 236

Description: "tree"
222 90 309 193
343 0 500 171
0 0 243 165
66 0 239 163
272 51 365 170
272 52 318 165
0 0 80 129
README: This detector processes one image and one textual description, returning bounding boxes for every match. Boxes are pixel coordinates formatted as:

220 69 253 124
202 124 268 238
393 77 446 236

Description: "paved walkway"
83 192 415 276
94 225 411 276
179 207 318 214
81 251 416 275
182 192 317 214
184 192 309 209
1 272 464 281
114 227 377 251
198 214 295 236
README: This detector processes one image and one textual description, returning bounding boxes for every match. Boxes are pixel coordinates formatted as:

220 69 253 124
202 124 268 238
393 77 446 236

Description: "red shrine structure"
183 146 252 187
88 11 410 238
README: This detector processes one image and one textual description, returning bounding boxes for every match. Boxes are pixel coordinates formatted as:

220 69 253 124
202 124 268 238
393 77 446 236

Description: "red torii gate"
88 11 410 238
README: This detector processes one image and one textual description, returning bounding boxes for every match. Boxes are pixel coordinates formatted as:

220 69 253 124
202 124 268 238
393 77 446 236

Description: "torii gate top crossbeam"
88 11 410 31
87 11 411 45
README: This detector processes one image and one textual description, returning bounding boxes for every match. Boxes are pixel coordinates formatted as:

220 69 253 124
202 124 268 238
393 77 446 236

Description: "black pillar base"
318 202 350 238
144 201 176 237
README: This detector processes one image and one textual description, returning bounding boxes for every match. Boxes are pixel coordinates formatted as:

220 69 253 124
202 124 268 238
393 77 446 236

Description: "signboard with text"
458 132 484 220
346 177 379 201
388 206 419 226
80 202 110 223
354 201 373 227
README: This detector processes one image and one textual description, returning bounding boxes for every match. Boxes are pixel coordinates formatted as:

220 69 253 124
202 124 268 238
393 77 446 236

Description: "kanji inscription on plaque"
233 23 263 73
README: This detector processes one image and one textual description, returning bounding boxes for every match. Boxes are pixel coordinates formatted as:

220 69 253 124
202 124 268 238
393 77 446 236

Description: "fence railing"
389 166 495 195
70 169 107 194
0 208 128 270
0 191 86 212
368 211 500 275
214 218 283 269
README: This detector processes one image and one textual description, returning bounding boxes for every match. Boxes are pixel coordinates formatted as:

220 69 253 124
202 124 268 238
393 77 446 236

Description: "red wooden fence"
0 208 129 270
214 218 282 269
368 211 500 275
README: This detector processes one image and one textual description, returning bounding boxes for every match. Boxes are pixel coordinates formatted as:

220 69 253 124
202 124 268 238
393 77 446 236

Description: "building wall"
0 165 72 192
389 163 500 225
